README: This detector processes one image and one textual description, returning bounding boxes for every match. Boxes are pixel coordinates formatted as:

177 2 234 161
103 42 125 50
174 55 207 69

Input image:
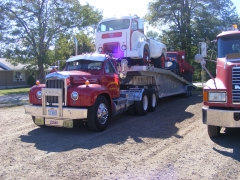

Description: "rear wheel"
208 125 221 138
148 89 157 112
87 96 110 132
134 89 149 116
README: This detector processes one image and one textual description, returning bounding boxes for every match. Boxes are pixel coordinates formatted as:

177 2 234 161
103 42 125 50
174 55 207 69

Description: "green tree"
0 0 102 82
47 31 96 70
146 30 161 41
145 0 240 81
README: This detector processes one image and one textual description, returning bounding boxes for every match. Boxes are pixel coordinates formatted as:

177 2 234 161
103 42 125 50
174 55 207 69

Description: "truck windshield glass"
65 60 103 71
218 35 240 58
167 53 177 58
97 19 130 32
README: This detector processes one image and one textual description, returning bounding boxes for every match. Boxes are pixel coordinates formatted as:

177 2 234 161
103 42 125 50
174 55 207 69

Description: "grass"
0 88 30 96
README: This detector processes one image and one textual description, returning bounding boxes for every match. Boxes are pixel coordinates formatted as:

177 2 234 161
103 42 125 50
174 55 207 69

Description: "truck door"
103 60 120 98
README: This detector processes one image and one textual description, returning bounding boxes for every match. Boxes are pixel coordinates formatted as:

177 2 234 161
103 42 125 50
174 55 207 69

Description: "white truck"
95 15 167 68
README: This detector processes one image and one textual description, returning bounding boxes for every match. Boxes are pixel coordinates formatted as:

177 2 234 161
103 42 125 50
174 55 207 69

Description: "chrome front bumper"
24 105 88 119
202 106 240 127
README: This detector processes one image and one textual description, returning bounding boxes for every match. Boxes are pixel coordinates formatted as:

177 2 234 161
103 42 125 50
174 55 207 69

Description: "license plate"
48 109 57 116
63 121 73 128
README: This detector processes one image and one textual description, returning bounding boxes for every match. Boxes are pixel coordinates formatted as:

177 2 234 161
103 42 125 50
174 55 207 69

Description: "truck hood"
46 71 101 85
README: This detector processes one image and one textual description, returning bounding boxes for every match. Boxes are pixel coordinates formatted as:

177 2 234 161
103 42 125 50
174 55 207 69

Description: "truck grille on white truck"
232 67 240 103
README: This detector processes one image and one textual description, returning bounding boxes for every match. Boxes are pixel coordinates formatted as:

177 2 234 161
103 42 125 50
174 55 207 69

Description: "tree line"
0 0 239 82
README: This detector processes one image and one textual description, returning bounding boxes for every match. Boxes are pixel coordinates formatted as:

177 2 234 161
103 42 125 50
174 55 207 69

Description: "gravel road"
1 91 240 180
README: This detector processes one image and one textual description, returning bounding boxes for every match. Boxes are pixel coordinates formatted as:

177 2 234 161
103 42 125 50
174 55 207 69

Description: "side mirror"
194 54 206 67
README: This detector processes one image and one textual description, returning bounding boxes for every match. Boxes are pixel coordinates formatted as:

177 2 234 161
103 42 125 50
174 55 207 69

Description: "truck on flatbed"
95 15 167 68
195 24 240 138
24 53 194 131
166 51 194 83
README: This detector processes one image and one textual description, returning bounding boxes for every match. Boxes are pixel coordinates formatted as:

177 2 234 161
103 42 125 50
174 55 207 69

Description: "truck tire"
134 89 149 116
139 48 150 65
87 96 110 132
183 86 192 98
148 89 157 112
208 125 221 138
153 53 165 68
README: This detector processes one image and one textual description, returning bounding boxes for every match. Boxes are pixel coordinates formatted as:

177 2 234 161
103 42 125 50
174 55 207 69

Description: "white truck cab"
95 15 167 68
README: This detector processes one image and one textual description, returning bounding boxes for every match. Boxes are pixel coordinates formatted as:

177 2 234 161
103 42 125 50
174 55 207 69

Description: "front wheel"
208 125 221 138
134 89 149 116
87 96 110 132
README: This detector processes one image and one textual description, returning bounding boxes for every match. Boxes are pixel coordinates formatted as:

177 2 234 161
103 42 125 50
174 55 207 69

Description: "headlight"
208 92 226 102
165 61 173 67
121 45 127 51
36 91 42 99
98 47 103 53
71 91 79 101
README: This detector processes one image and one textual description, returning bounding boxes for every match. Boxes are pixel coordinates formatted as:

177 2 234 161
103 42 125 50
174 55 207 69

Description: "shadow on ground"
20 92 202 152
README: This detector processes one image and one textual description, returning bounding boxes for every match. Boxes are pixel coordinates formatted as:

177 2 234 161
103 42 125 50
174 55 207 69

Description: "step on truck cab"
195 24 240 138
25 53 194 131
95 15 167 68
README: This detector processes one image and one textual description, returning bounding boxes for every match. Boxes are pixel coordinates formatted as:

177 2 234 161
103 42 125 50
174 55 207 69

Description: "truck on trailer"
195 24 240 138
24 53 194 131
95 15 167 68
165 51 194 83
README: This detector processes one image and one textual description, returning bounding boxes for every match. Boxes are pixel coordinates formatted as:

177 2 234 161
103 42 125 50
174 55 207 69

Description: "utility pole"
74 37 78 56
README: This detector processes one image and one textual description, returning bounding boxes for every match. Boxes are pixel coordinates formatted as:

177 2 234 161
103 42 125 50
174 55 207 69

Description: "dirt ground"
1 91 240 180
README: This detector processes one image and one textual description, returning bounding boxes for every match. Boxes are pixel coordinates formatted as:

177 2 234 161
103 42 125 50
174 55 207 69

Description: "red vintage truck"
24 53 194 131
195 24 240 137
165 51 194 83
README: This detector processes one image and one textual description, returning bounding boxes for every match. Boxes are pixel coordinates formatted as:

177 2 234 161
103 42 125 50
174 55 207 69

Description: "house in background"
0 58 51 89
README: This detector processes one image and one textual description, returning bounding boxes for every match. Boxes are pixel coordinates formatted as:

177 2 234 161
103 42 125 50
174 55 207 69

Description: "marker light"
85 80 89 87
233 24 238 30
36 80 40 85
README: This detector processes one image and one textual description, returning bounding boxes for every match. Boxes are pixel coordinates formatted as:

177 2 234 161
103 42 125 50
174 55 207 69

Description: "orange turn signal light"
36 80 40 86
203 91 208 102
85 80 89 87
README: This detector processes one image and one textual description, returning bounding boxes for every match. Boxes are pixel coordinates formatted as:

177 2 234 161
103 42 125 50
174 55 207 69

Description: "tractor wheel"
87 96 110 132
134 89 149 116
208 125 221 138
148 89 157 112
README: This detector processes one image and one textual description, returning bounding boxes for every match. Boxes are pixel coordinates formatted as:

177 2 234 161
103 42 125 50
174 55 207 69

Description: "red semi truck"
195 24 240 137
166 51 194 83
24 53 194 131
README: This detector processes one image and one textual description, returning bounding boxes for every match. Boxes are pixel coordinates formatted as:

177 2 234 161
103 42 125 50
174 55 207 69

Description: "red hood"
46 70 101 85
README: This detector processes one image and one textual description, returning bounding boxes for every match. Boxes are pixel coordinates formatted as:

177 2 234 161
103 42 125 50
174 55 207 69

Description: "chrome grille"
232 67 240 103
46 79 65 104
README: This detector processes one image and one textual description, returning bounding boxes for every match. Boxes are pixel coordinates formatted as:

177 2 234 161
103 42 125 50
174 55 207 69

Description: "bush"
27 75 36 87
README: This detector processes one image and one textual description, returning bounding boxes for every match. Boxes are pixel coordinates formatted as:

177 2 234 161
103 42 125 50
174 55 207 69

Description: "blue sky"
83 0 240 18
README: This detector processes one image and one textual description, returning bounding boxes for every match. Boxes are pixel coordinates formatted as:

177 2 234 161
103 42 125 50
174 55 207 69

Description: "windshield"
167 53 177 58
97 19 130 32
65 60 103 71
218 35 240 58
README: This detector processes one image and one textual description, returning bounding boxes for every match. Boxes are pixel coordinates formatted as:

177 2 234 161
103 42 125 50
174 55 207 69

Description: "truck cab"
195 25 240 137
95 15 167 68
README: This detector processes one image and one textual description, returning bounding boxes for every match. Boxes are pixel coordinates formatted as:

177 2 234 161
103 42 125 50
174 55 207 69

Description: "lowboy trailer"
24 53 194 131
